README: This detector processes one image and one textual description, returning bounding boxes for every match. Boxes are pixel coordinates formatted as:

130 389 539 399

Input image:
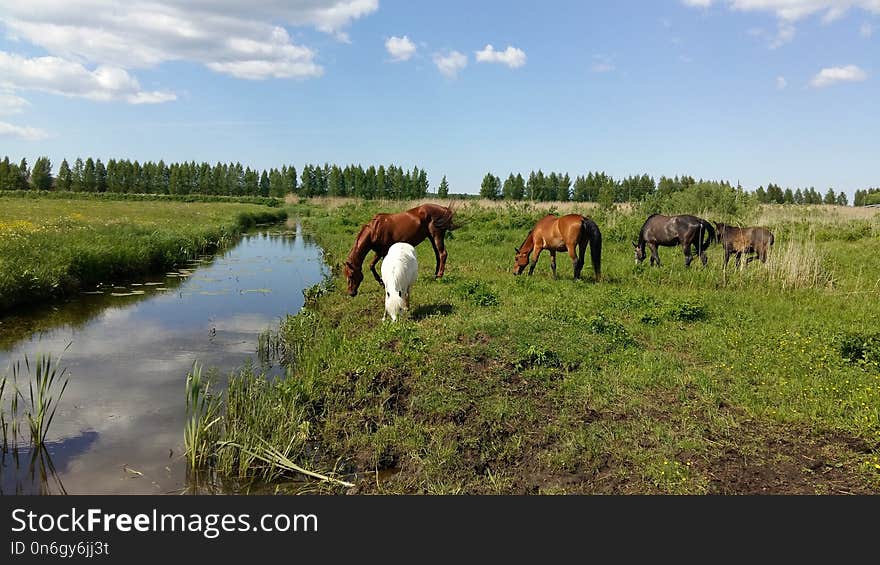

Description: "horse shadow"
411 303 454 320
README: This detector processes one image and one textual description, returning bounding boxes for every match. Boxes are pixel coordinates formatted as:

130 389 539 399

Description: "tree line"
854 188 880 207
754 182 848 206
2 155 867 206
476 170 861 207
0 156 432 200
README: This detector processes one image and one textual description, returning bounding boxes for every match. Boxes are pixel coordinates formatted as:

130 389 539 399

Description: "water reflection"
0 226 327 494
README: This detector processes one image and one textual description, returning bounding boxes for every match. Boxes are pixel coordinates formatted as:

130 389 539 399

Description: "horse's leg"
723 248 731 270
528 247 543 276
683 243 694 268
369 253 383 285
549 251 557 279
699 245 708 267
570 246 582 279
431 231 448 278
735 252 742 269
649 243 660 267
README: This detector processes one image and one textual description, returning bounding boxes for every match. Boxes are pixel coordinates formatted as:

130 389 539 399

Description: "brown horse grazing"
513 214 602 280
344 203 458 296
715 223 775 269
633 214 715 268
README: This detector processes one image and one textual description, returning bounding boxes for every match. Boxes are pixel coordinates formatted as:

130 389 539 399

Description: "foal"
380 242 418 321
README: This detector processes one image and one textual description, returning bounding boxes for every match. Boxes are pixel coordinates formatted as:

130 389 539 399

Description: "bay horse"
715 223 774 269
513 214 602 280
633 214 715 268
344 203 457 296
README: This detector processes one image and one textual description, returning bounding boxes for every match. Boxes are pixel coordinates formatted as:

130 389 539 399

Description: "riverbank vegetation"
188 194 880 494
0 195 286 314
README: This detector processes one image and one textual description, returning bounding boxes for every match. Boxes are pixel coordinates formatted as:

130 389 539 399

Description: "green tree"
30 156 53 190
598 184 615 210
17 158 29 190
57 159 72 191
95 159 107 192
480 172 501 200
558 173 572 202
259 170 270 197
836 192 848 206
437 175 449 198
823 188 837 205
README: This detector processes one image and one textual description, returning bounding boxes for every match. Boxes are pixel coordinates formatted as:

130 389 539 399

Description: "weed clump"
456 280 499 307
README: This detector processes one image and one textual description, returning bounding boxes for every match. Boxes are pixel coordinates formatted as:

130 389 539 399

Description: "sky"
0 0 877 201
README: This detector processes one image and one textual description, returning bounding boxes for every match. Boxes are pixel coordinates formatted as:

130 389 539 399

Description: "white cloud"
0 121 50 140
591 54 615 73
0 1 378 80
433 51 467 79
861 22 874 37
0 92 30 115
727 1 880 22
685 1 880 48
769 22 796 48
776 75 787 89
385 35 417 62
0 51 177 103
810 64 868 87
474 44 527 68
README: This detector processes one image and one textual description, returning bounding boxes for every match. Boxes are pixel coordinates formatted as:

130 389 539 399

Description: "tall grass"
762 237 835 290
184 362 222 469
1 352 69 451
184 362 352 488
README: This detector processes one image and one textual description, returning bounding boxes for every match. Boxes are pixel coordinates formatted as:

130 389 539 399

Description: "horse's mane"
347 219 379 265
518 228 535 252
637 214 659 245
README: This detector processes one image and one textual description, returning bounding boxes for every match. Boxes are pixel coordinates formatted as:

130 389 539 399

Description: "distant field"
193 198 880 494
0 196 286 313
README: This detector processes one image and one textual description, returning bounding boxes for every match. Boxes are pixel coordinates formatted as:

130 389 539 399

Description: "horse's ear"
514 247 520 253
631 240 638 248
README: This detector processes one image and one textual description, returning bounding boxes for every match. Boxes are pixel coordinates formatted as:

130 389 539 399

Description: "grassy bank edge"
0 205 287 315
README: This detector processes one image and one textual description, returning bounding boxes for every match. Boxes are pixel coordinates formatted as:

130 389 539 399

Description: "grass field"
0 196 286 314
190 198 880 494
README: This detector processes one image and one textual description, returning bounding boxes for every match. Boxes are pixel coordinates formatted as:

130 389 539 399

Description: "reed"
184 362 222 469
1 353 69 451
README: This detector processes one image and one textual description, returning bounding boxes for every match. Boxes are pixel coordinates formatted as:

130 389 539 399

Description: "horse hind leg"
549 251 557 279
683 244 694 268
430 231 447 278
571 245 583 280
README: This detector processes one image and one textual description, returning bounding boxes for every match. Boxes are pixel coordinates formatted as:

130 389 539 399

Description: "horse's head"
512 247 530 275
343 261 363 296
633 241 646 264
714 222 726 243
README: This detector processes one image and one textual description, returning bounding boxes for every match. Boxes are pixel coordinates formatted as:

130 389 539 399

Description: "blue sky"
0 1 876 200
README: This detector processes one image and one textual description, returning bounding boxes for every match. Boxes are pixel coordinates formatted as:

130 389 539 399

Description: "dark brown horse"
633 214 715 267
715 223 774 269
513 214 602 280
344 203 458 296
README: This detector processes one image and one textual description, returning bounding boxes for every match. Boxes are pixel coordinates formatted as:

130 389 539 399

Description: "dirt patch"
696 423 877 495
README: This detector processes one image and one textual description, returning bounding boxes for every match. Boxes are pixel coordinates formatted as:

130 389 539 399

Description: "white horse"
380 242 418 321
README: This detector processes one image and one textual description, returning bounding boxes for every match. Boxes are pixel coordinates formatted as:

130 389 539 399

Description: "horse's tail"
698 220 715 254
582 217 602 280
432 203 461 232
